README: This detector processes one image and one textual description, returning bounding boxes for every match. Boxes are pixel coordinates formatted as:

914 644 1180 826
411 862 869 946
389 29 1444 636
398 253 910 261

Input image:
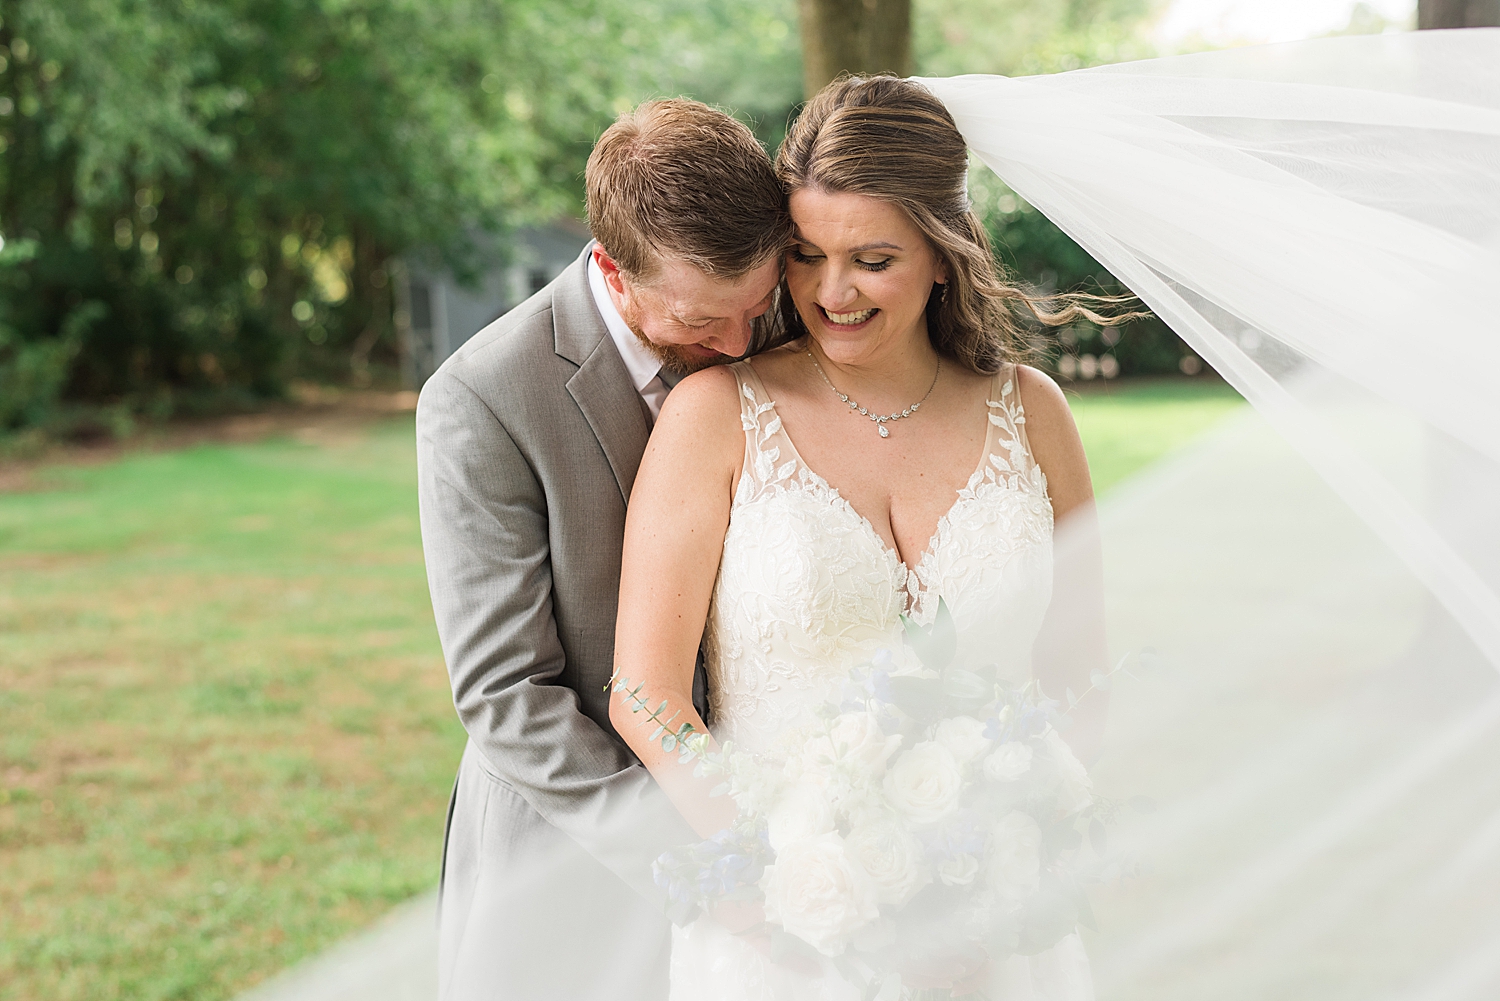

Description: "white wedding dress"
668 358 1094 1001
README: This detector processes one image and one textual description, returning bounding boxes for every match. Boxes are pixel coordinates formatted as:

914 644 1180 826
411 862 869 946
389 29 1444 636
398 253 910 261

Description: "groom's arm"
415 366 693 903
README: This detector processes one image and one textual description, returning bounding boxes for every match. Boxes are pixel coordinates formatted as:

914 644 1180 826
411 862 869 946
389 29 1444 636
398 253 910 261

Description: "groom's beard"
617 299 732 376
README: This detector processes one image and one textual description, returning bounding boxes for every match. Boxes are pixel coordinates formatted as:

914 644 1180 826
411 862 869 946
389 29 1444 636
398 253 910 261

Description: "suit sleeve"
415 367 694 903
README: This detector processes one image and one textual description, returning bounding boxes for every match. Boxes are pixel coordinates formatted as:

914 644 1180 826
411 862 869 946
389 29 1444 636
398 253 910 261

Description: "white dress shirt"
587 254 670 421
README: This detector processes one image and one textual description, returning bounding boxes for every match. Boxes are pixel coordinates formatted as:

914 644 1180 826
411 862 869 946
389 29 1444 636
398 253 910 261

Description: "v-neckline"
739 361 1004 581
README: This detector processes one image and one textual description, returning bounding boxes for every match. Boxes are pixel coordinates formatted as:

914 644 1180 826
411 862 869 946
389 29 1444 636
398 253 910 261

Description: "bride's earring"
939 281 949 304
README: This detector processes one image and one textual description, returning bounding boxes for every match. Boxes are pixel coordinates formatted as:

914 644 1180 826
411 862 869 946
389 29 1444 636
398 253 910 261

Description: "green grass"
1068 378 1245 495
0 417 462 1001
0 379 1243 1001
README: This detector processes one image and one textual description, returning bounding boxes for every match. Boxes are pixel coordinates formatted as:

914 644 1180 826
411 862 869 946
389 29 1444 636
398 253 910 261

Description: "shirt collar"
587 253 662 395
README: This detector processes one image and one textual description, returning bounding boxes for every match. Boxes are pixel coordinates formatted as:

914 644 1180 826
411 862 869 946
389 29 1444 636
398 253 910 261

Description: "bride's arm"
1016 365 1110 765
610 366 746 839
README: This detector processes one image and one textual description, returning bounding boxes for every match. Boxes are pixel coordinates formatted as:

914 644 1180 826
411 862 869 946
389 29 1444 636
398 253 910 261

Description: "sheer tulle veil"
915 28 1500 999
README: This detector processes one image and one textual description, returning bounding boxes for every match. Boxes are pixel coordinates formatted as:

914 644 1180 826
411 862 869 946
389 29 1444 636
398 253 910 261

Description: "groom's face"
595 248 780 374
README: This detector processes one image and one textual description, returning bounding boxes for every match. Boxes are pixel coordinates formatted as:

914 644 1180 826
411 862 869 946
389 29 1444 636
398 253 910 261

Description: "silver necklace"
806 348 941 438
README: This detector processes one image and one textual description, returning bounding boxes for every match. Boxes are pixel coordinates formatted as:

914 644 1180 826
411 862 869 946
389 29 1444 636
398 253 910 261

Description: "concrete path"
234 892 438 1001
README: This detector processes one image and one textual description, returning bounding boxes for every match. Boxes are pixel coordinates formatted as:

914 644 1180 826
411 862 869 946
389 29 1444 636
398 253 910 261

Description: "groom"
416 99 791 1001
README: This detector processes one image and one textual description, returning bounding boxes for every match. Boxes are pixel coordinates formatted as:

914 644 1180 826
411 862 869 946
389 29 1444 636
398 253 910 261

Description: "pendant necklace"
807 347 941 439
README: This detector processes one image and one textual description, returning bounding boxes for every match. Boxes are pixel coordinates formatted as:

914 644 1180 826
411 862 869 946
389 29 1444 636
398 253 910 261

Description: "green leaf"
888 676 946 723
941 668 989 709
899 598 958 671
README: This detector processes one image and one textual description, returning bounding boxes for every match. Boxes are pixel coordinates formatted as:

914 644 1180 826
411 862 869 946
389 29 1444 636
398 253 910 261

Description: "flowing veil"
915 28 1500 1000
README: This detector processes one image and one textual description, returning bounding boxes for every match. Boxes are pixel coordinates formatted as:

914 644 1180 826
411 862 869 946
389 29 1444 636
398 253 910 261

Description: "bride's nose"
818 270 860 310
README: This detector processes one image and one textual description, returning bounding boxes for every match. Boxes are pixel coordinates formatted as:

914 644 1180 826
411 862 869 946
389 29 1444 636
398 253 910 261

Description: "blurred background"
2 0 1490 998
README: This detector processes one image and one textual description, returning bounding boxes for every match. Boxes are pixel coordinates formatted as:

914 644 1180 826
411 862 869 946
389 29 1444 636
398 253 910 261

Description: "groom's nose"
708 318 754 357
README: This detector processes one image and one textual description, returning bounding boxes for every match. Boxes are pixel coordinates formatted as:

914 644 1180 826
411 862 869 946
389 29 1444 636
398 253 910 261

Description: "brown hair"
775 75 1139 373
586 99 792 283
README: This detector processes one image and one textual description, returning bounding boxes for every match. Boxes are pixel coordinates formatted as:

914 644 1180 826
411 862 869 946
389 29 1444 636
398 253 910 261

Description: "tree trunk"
798 0 912 98
1418 0 1500 27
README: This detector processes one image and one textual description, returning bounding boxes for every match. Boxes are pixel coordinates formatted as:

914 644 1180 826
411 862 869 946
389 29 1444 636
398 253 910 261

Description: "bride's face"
786 187 947 364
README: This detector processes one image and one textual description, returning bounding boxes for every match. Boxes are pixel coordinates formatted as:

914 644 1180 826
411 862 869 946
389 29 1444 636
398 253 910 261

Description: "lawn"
0 378 1241 1001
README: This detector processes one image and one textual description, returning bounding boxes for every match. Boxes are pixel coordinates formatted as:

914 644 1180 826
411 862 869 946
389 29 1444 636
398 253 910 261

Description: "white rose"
1043 729 1093 814
987 811 1041 900
803 712 903 780
938 853 980 886
883 742 963 826
761 833 880 956
983 742 1033 783
934 716 992 765
767 782 836 852
846 817 931 906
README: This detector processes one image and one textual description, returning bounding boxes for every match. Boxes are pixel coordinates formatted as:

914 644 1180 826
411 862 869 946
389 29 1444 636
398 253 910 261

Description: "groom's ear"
593 246 629 296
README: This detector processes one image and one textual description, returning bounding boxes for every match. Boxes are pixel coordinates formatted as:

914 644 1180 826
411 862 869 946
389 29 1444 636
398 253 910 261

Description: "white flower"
883 741 963 826
938 853 981 886
1042 729 1093 814
846 817 931 906
987 811 1041 900
983 742 1033 783
767 782 836 852
934 716 992 765
761 833 880 956
802 711 903 780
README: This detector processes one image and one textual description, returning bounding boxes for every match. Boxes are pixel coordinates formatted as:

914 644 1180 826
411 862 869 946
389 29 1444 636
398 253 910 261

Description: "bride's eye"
856 258 893 272
789 248 822 264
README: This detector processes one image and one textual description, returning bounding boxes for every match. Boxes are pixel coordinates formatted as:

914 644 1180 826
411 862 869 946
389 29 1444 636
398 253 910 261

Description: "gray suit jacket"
417 246 697 1001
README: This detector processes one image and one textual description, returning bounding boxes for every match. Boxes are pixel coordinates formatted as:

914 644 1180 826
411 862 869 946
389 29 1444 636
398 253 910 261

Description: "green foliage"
636 0 803 148
915 0 1163 76
916 1 1193 378
0 237 85 431
0 0 672 430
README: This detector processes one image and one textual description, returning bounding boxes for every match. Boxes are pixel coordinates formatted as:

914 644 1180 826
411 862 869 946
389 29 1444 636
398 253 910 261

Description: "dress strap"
986 362 1040 477
729 360 795 499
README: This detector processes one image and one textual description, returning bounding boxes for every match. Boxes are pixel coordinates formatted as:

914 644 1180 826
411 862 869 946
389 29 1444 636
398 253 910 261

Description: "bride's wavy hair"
775 74 1141 373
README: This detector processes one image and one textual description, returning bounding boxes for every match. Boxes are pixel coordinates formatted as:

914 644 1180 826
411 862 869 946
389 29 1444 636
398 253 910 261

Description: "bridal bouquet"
614 601 1113 993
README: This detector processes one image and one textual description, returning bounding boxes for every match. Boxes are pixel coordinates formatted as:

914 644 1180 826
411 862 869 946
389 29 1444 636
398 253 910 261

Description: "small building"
396 221 591 387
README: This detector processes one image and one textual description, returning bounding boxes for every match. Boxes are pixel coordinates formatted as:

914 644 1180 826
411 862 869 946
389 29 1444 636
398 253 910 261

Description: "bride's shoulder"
1012 363 1074 428
1009 363 1092 510
664 363 744 415
652 364 749 455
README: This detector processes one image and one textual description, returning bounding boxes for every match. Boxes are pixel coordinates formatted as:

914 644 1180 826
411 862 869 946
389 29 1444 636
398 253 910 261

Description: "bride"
611 74 1120 999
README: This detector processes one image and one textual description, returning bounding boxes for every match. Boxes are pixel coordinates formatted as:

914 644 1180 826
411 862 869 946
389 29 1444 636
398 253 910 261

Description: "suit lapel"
554 244 651 502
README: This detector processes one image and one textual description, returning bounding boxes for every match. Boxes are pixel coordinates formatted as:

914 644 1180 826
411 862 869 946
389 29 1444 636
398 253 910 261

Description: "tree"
0 0 667 432
1418 0 1500 27
799 0 912 95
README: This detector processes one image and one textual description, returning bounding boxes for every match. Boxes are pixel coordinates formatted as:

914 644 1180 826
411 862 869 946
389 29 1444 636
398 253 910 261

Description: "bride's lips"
816 304 879 332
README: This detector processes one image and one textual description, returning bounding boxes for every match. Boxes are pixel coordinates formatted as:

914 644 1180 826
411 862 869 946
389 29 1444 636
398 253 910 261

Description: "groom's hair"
586 99 790 283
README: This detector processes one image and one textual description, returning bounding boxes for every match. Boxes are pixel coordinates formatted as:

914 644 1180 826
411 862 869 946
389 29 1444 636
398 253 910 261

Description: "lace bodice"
703 360 1056 754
